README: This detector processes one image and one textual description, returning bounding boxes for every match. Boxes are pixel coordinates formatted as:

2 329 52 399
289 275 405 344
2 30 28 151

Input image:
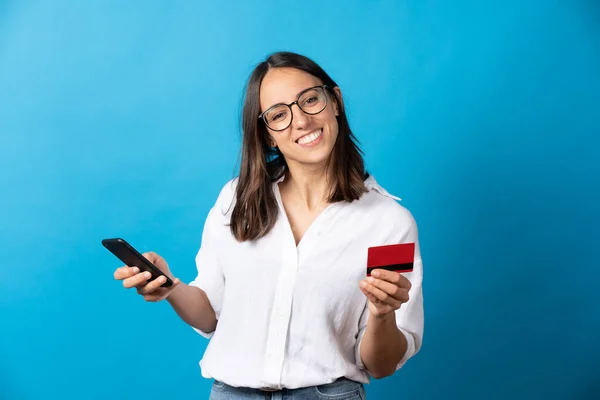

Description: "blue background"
1 1 599 399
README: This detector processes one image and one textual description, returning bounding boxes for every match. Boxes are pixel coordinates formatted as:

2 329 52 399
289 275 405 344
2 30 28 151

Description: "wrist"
165 281 185 303
371 310 396 322
368 311 397 331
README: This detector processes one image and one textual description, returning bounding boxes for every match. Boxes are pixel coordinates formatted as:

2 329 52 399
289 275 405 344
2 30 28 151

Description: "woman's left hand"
359 270 412 317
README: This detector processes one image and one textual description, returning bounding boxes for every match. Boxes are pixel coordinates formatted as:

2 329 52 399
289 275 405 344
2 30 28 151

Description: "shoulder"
215 177 239 209
361 175 418 241
204 177 239 225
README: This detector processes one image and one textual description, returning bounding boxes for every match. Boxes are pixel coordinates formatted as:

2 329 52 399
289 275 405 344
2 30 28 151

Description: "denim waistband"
210 377 366 399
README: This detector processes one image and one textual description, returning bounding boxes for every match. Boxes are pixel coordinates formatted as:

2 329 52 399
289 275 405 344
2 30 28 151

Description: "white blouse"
189 174 424 390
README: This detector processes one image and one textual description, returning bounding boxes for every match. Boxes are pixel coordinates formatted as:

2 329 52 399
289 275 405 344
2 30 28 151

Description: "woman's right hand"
113 252 181 302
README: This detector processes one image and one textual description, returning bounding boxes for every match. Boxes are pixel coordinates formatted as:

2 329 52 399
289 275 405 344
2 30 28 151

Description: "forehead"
260 67 323 110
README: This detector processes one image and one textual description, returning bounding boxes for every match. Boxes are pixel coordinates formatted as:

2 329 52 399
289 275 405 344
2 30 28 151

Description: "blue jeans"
209 377 366 400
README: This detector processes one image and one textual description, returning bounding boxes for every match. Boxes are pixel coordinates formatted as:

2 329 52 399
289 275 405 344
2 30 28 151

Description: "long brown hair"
230 51 368 242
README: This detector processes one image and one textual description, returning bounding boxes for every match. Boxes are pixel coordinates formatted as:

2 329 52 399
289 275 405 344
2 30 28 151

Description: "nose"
290 103 309 130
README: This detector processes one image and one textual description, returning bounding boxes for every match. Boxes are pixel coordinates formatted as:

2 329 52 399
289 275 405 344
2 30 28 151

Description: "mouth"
295 129 323 145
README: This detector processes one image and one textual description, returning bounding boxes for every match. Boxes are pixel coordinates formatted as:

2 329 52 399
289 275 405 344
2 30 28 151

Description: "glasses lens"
298 87 327 115
261 86 328 131
263 105 291 131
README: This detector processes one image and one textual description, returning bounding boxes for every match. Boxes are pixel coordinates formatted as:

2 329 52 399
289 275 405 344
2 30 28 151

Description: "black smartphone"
102 237 173 288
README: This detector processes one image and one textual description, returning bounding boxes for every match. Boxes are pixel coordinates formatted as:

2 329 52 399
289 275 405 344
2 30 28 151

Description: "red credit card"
367 243 415 276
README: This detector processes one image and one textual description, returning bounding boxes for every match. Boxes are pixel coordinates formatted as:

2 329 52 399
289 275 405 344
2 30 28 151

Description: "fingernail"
360 281 367 288
367 277 374 283
372 271 380 278
144 272 151 278
132 267 139 274
158 276 166 283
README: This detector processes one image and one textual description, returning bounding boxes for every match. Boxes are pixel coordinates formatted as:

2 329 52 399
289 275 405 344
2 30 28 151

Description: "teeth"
297 129 322 145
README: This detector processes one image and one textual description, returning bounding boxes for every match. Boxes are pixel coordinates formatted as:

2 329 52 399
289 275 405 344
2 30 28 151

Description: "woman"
113 51 424 399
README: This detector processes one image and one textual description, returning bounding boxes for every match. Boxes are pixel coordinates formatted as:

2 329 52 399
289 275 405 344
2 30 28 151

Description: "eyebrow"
264 85 319 110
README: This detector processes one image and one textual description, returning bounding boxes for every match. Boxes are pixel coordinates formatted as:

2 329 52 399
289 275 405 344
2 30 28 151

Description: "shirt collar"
364 175 402 201
274 174 286 184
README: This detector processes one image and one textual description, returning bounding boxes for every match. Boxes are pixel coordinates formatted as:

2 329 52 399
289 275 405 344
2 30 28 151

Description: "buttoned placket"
261 183 300 389
261 180 340 389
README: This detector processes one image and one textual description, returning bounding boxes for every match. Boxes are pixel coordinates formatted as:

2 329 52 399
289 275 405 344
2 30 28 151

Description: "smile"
296 129 323 145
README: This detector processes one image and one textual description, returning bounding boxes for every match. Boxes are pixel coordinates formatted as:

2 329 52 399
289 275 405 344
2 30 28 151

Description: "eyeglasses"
258 85 330 131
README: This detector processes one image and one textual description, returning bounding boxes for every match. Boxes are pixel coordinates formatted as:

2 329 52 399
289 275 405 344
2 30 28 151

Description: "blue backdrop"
1 1 599 399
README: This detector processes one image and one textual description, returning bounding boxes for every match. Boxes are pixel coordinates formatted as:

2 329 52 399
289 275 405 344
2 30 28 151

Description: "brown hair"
230 51 368 242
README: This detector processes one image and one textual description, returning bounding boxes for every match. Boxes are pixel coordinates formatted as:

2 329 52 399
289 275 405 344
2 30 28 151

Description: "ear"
268 136 277 148
332 86 343 116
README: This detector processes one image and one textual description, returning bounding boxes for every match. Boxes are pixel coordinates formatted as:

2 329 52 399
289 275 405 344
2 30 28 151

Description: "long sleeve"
355 208 424 371
188 186 231 338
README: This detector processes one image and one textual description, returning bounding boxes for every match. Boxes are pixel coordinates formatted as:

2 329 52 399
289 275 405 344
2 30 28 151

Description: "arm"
114 252 219 334
357 253 424 378
359 312 407 379
167 283 217 334
357 207 424 378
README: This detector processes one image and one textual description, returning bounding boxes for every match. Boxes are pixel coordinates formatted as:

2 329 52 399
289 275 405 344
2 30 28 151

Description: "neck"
283 161 334 211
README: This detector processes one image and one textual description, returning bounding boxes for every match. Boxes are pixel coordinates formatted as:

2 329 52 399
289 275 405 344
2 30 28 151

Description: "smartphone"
102 237 173 287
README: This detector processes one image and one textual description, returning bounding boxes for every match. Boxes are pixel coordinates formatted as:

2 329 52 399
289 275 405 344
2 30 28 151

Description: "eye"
300 89 324 109
269 110 288 122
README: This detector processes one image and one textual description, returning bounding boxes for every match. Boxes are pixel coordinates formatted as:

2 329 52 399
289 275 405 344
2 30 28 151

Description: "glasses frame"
258 84 331 132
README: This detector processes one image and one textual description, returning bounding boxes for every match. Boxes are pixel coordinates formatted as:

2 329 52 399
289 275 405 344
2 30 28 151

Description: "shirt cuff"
188 280 217 339
355 326 368 370
395 327 416 370
355 326 417 372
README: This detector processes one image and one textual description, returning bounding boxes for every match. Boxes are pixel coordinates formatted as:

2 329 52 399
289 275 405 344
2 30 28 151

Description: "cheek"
326 115 339 138
316 109 339 133
272 132 293 147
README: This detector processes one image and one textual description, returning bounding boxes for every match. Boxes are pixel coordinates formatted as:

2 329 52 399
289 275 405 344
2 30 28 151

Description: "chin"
295 148 335 167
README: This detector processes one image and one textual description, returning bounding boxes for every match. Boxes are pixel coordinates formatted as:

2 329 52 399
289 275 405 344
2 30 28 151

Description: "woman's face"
259 67 342 169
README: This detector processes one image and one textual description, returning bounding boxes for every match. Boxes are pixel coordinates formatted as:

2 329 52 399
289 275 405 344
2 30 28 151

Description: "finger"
367 277 401 297
361 280 401 308
114 266 140 280
142 277 180 297
360 285 382 305
360 286 394 317
144 278 181 302
122 271 152 289
138 275 169 295
371 269 412 290
142 252 161 265
367 277 410 303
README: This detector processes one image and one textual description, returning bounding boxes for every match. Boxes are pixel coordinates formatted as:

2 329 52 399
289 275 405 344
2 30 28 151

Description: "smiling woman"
233 53 369 243
112 51 424 399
